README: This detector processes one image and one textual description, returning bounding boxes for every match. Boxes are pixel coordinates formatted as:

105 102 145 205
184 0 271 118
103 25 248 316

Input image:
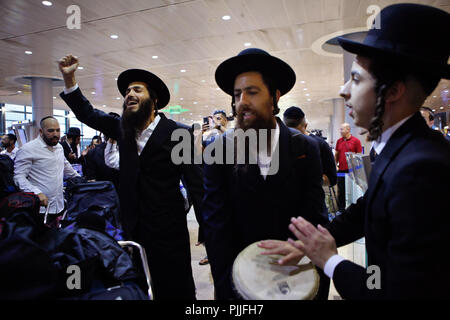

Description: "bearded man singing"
58 55 204 300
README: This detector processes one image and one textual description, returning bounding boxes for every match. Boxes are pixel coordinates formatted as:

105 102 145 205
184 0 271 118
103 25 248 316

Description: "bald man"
14 116 79 223
334 123 362 212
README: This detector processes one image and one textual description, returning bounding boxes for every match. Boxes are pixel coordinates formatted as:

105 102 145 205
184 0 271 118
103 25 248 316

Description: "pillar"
31 77 53 139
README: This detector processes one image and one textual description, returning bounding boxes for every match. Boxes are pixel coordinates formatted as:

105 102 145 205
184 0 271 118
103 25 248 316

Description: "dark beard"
121 98 154 141
236 107 274 132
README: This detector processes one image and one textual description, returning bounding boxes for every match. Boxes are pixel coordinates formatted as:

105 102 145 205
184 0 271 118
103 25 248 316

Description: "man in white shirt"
278 4 450 299
14 116 79 221
1 134 19 161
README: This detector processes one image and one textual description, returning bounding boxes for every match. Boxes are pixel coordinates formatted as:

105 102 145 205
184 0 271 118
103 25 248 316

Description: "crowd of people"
1 3 449 300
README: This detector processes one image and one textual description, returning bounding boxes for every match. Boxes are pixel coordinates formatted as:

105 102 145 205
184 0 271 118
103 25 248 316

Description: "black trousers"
337 170 348 211
133 209 196 300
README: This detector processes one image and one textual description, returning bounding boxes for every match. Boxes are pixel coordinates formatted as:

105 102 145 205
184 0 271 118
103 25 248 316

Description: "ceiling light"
432 109 436 112
193 102 198 104
17 91 22 93
433 95 437 98
180 98 184 100
152 56 158 59
222 15 231 21
305 93 310 96
115 78 118 81
42 1 52 6
201 80 206 83
102 105 107 108
303 88 308 91
244 42 251 47
180 69 186 73
116 97 121 100
307 99 311 102
91 91 96 95
77 66 83 70
216 88 220 91
53 96 56 99
110 34 119 39
440 107 444 110
300 81 305 84
25 51 32 55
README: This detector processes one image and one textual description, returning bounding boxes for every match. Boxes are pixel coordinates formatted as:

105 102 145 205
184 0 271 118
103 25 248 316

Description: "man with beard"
1 134 19 161
286 4 450 299
58 55 203 300
202 48 328 299
14 116 80 223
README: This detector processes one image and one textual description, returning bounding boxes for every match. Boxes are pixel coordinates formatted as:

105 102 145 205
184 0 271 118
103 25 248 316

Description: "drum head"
232 241 319 300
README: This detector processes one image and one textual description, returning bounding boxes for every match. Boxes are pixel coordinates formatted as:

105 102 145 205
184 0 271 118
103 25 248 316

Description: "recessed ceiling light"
305 94 310 96
25 51 32 55
152 56 158 59
440 107 444 109
180 98 184 100
91 92 96 95
77 66 83 70
303 88 308 91
53 96 56 99
180 69 186 73
110 34 119 39
17 91 22 93
216 88 220 91
307 99 311 102
300 81 305 84
115 78 118 81
193 102 198 104
42 1 52 6
433 95 437 98
201 80 206 83
432 109 436 112
244 42 251 47
102 105 107 108
116 97 121 100
222 15 231 21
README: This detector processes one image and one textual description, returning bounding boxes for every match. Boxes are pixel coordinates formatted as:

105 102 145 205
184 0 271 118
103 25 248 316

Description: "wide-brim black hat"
65 127 83 136
337 3 450 79
215 48 296 96
117 69 170 109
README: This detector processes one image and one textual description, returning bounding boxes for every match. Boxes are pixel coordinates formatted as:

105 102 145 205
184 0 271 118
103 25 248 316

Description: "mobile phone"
203 117 209 125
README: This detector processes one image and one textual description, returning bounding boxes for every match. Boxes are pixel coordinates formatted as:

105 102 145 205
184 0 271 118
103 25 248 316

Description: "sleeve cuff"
324 254 346 279
63 83 79 94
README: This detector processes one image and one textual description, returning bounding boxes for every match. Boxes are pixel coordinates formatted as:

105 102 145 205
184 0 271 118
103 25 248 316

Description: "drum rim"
232 241 320 300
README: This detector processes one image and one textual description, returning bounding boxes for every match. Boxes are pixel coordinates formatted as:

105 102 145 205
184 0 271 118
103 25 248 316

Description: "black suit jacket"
202 118 327 299
83 142 120 190
310 134 337 187
326 112 450 299
60 88 204 238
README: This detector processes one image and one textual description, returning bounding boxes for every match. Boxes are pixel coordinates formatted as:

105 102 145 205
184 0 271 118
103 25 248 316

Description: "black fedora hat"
65 127 83 136
117 69 170 109
215 48 296 96
283 106 305 120
338 3 450 79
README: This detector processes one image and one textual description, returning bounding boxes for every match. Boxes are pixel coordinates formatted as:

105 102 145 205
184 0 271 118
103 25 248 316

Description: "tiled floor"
187 209 366 300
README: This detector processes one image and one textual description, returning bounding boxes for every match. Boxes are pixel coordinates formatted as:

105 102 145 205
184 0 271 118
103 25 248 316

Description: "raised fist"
58 55 79 76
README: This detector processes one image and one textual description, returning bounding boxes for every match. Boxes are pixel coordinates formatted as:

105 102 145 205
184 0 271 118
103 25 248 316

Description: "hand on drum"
288 216 338 270
257 239 305 266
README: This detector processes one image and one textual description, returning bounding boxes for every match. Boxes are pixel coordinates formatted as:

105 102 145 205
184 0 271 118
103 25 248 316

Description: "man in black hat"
203 48 328 299
287 4 450 299
58 55 203 300
61 127 82 164
283 106 337 190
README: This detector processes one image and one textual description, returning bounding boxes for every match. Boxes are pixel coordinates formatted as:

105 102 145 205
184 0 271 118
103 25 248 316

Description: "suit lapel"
139 113 177 159
366 112 423 207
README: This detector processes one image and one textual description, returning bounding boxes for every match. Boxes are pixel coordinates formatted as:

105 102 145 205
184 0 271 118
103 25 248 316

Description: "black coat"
60 88 204 300
326 112 450 299
202 118 327 299
310 134 337 187
83 142 120 190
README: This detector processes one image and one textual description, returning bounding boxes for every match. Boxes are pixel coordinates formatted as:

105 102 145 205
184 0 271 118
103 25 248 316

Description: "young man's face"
1 135 10 148
213 113 227 127
340 56 377 130
233 71 278 130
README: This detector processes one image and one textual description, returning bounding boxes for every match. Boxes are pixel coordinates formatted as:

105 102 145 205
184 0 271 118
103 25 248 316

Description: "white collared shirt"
14 136 79 213
324 114 414 279
257 122 280 179
136 114 161 155
1 146 18 161
104 140 120 170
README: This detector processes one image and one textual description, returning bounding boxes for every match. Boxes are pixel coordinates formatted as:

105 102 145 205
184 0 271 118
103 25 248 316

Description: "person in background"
334 123 362 213
61 127 83 164
14 116 79 225
1 134 19 161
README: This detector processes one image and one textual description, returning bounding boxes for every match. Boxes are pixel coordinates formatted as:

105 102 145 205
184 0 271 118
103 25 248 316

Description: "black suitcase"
67 282 148 300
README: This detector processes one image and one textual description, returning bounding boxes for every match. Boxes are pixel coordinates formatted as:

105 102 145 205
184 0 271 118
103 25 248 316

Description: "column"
31 77 53 139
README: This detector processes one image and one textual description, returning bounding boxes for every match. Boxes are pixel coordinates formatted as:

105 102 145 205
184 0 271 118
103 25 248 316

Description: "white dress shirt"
104 140 120 170
14 136 79 213
1 146 18 161
256 122 280 179
324 114 414 279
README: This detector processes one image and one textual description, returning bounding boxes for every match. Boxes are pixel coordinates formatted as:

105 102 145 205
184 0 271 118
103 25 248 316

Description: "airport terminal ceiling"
0 0 449 132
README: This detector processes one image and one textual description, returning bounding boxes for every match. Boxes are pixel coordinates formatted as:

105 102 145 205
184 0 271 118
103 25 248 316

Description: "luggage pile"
0 172 151 300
